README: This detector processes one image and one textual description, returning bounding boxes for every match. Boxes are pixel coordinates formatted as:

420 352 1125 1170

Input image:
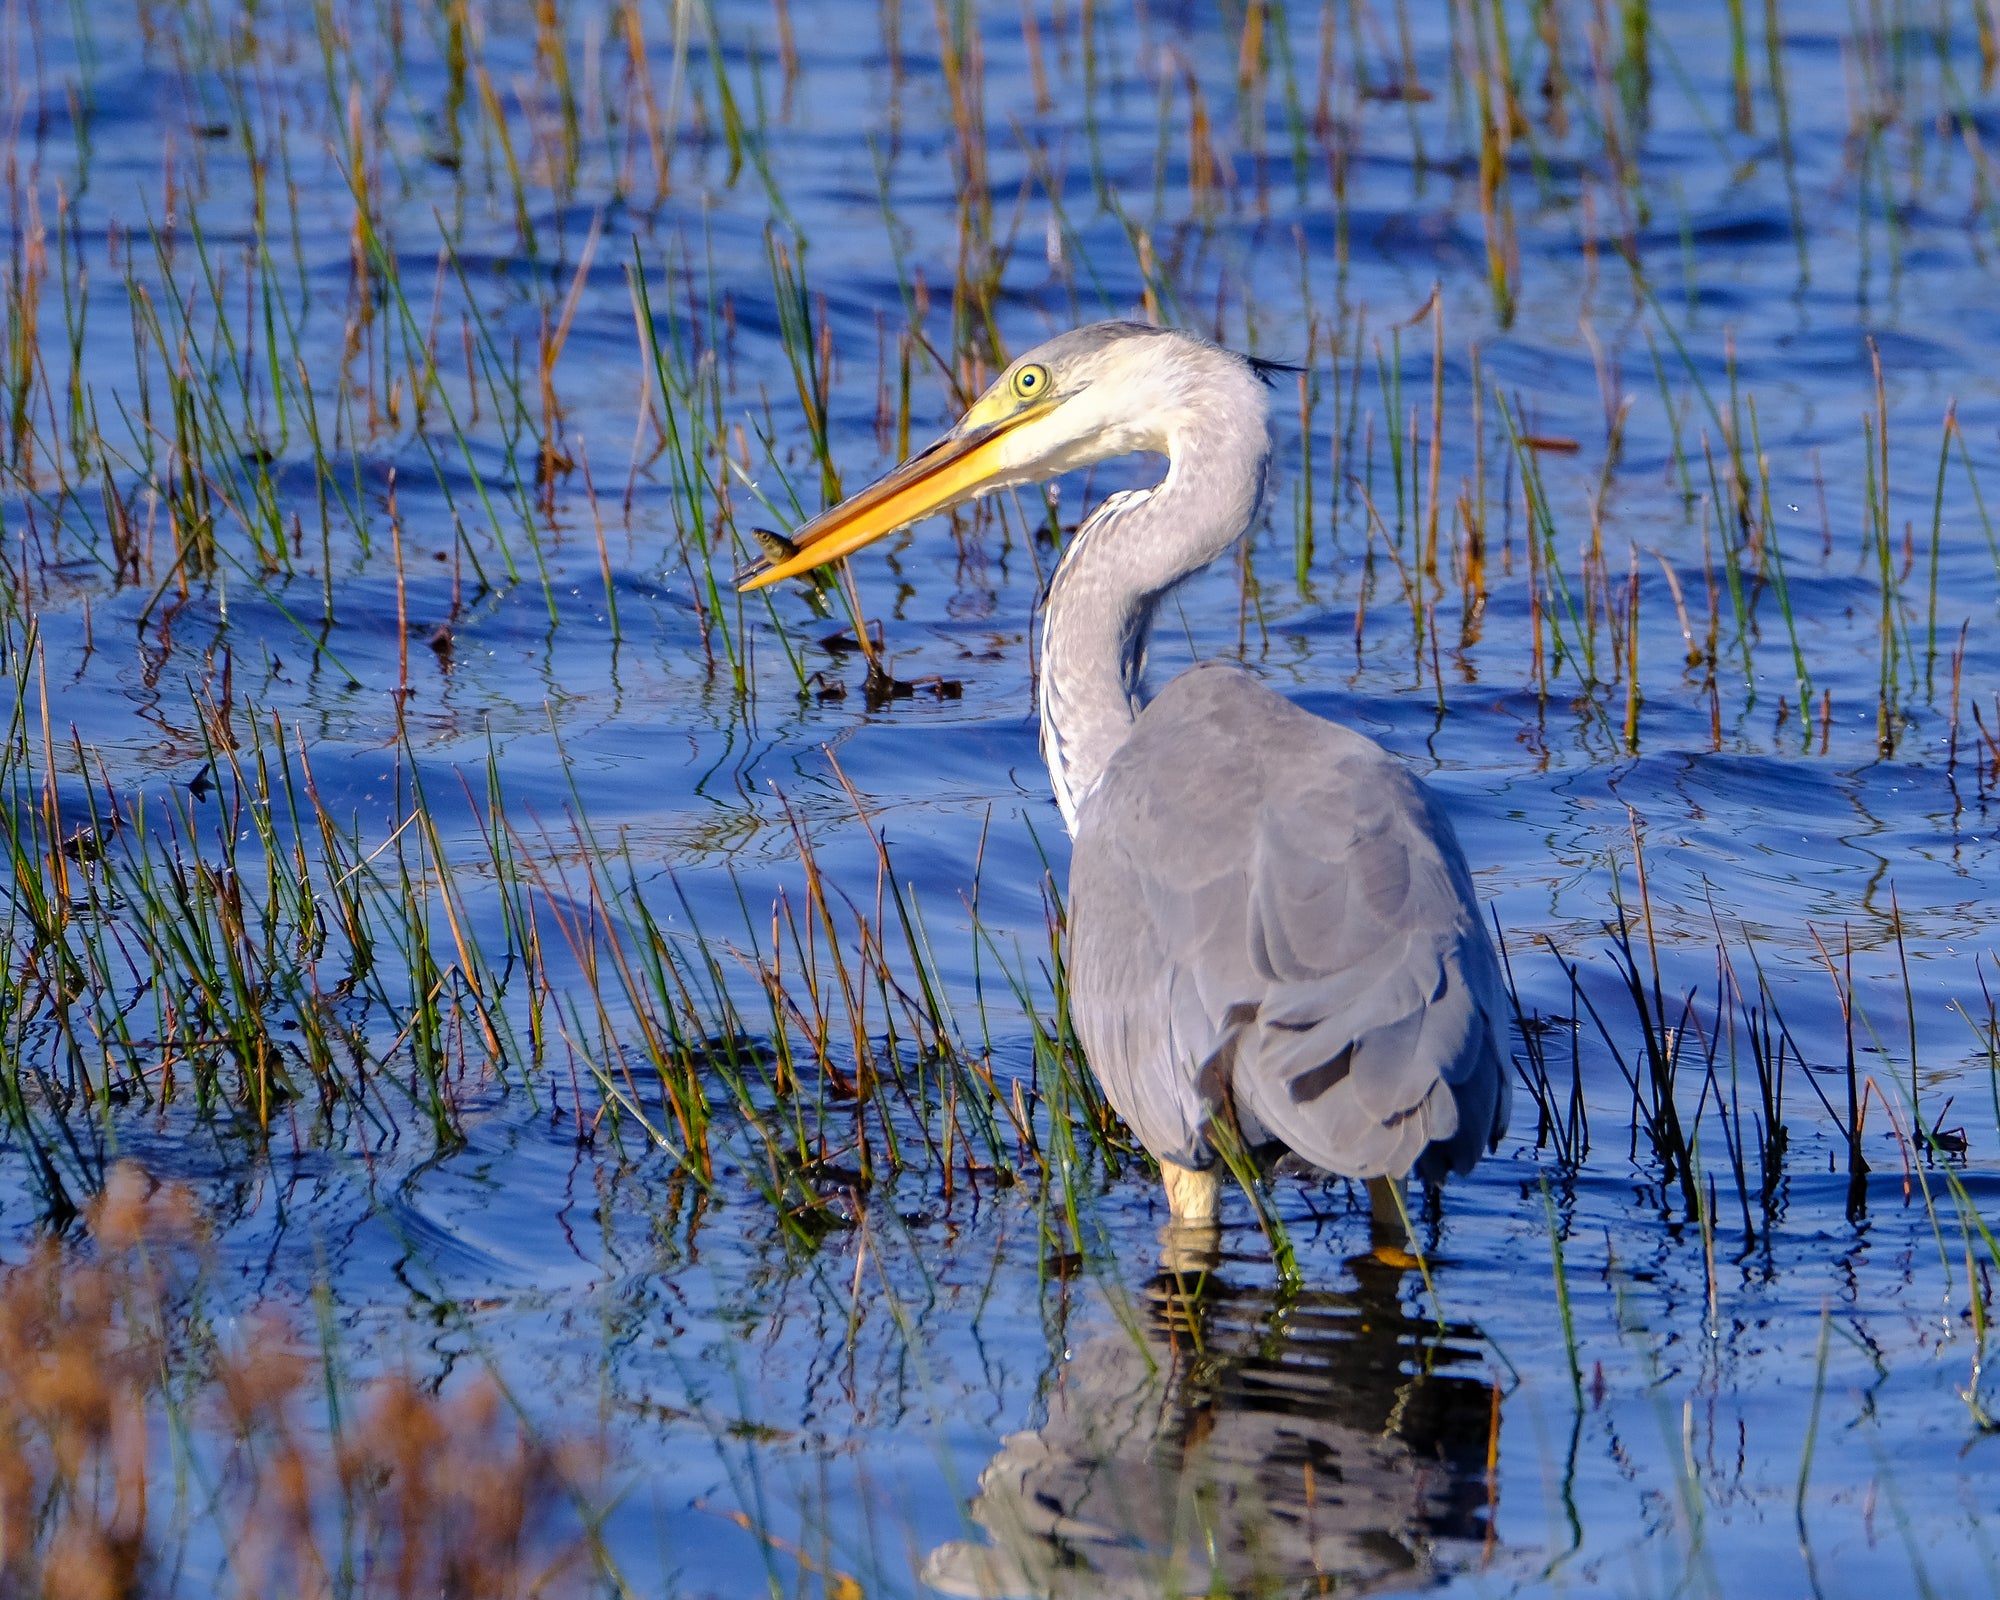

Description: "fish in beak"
738 394 1061 591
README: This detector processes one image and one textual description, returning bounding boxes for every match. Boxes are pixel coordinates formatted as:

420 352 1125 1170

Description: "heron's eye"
1011 363 1050 402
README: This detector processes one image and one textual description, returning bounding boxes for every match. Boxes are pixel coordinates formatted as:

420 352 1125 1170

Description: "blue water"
5 0 2000 1592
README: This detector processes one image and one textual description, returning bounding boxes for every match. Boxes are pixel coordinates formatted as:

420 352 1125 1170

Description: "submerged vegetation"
0 0 1996 1591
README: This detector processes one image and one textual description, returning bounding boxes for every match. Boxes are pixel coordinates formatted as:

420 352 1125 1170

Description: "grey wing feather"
1067 663 1510 1183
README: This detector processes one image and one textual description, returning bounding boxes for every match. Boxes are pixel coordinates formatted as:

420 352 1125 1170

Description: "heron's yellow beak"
738 395 1060 591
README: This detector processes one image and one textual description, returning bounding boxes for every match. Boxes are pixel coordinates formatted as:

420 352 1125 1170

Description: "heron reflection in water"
744 321 1508 1231
923 1240 1499 1598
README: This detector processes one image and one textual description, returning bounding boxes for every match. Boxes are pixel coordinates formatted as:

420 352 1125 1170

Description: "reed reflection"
926 1232 1498 1598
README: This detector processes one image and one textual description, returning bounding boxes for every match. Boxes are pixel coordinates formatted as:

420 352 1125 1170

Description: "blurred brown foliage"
0 1162 602 1600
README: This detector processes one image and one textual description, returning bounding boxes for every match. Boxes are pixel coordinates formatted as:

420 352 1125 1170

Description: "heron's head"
739 321 1276 590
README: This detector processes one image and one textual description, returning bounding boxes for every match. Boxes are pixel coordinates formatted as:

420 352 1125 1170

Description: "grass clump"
0 1161 607 1599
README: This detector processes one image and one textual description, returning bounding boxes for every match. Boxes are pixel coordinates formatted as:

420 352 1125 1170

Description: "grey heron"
743 321 1510 1232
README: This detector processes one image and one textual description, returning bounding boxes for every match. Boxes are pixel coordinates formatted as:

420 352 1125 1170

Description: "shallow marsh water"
3 0 2000 1594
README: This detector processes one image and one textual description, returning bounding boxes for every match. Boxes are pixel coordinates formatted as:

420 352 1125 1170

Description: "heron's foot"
1158 1219 1223 1275
1367 1174 1417 1262
1161 1161 1221 1223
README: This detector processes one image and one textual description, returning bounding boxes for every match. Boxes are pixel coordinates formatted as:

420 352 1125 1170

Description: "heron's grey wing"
1068 663 1510 1182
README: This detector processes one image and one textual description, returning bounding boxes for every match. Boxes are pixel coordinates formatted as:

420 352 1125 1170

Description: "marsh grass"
3 0 1989 783
0 610 1125 1244
0 1161 608 1598
1 0 2000 1590
0 0 1991 1308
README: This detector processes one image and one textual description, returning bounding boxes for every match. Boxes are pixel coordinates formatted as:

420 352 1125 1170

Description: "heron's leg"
1161 1161 1221 1222
1367 1174 1416 1261
1158 1220 1222 1275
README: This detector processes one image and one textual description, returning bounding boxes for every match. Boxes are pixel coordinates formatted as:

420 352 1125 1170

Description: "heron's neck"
1038 504 1156 831
1038 437 1268 831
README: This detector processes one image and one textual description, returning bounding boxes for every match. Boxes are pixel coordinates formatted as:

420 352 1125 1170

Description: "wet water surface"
4 0 2000 1594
